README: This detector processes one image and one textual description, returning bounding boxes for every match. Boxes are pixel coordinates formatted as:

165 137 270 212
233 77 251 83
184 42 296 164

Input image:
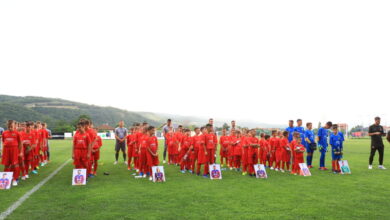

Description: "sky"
1 0 389 128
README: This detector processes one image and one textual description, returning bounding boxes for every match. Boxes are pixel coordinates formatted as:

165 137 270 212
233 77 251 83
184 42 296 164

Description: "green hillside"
0 95 165 131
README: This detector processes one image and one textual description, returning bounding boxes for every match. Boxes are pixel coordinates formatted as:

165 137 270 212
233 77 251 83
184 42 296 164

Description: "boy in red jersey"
265 135 272 168
133 123 142 171
197 127 208 177
268 130 279 170
41 123 49 165
293 137 305 175
146 126 159 181
258 133 267 166
85 120 97 177
232 130 242 171
165 127 174 165
205 124 216 165
190 127 201 173
247 129 260 176
274 131 284 172
180 129 192 173
20 121 36 180
72 121 92 178
91 128 102 175
290 132 300 173
138 127 149 178
241 129 250 175
228 129 236 169
126 127 136 170
2 120 22 186
219 128 230 167
173 126 183 165
278 131 290 172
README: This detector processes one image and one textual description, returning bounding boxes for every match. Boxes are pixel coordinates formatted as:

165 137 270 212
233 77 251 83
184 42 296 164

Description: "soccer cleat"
242 172 247 176
270 167 274 170
21 176 26 181
280 169 285 173
188 170 193 174
275 168 279 172
378 165 387 170
12 180 18 186
308 165 313 168
230 167 233 171
181 170 186 174
25 175 29 179
163 160 166 164
142 174 147 178
202 174 209 178
114 161 118 165
32 170 38 174
149 177 153 181
124 161 127 165
127 167 131 171
368 165 373 170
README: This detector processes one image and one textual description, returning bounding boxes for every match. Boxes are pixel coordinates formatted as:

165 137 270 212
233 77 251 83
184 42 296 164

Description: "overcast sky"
1 0 389 128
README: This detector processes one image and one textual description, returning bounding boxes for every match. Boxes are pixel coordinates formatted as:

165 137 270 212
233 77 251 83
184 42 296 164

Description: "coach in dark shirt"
368 116 387 170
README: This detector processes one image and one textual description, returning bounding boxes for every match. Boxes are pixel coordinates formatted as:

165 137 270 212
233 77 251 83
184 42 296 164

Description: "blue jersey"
294 126 305 134
285 127 295 142
330 133 344 159
304 130 315 146
317 127 329 147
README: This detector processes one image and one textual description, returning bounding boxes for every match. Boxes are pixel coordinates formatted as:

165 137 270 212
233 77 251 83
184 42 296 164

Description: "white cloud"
1 0 389 127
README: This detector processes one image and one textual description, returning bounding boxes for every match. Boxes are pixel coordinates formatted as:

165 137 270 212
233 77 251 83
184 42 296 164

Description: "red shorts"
1 146 19 166
275 148 284 162
220 146 228 157
191 148 199 160
24 148 34 161
73 149 89 166
127 145 134 157
283 150 291 162
147 152 159 167
197 148 207 164
92 150 100 161
242 148 249 164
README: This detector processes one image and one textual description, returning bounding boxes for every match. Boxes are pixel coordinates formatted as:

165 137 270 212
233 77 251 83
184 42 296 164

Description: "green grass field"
1 139 389 220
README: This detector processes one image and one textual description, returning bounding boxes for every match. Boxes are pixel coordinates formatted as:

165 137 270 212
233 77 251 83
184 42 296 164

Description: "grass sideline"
1 139 390 220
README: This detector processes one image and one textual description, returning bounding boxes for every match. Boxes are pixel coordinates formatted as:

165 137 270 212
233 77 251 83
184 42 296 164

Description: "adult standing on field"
162 119 173 164
368 116 387 170
114 120 128 165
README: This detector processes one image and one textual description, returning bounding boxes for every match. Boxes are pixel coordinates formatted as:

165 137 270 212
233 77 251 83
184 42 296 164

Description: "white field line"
0 158 71 220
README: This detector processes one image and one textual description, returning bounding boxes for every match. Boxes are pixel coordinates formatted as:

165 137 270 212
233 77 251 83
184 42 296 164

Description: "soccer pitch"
1 139 389 220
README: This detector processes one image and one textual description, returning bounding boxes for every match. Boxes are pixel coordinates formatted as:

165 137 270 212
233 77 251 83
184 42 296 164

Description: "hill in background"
0 95 282 132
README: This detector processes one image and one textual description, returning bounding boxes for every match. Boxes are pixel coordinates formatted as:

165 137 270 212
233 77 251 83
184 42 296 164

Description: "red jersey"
127 134 137 146
219 136 231 148
192 135 203 150
279 138 289 151
139 133 149 149
93 136 102 150
294 144 305 160
2 130 21 147
205 133 216 149
20 131 36 148
147 136 158 153
181 136 192 150
269 137 279 151
73 132 91 150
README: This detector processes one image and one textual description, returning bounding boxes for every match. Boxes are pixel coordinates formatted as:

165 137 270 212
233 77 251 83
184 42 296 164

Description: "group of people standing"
0 120 51 186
